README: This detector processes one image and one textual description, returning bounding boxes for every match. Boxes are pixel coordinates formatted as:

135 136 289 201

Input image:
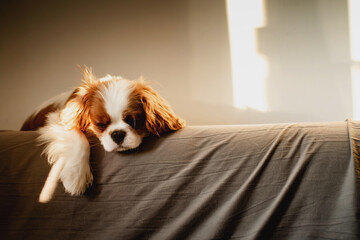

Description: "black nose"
111 130 126 144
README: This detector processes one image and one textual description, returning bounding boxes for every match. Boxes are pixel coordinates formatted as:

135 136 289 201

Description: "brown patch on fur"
89 90 111 133
21 104 59 131
130 80 185 136
122 95 147 134
58 67 112 133
59 93 91 132
59 68 101 132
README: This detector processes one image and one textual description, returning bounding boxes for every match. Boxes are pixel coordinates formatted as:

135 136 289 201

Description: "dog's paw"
60 163 93 195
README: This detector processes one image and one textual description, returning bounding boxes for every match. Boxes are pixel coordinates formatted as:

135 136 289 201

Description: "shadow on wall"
196 0 353 126
257 0 352 122
184 0 352 125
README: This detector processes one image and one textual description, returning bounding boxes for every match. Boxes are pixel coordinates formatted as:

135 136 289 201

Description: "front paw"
60 164 93 195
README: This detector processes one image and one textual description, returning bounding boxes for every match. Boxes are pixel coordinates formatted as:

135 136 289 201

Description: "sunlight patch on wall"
226 0 269 112
348 0 360 120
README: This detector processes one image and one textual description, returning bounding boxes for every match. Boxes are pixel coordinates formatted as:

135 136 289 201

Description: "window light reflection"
226 0 269 112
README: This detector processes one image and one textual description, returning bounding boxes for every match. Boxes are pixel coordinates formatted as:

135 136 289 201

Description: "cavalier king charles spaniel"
21 67 185 203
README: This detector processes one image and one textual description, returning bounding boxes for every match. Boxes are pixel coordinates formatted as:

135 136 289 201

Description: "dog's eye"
124 115 135 128
96 122 108 129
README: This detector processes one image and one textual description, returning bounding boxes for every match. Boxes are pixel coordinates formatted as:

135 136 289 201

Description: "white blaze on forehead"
99 79 133 122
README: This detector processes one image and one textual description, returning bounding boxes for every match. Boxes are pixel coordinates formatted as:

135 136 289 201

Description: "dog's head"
60 67 185 152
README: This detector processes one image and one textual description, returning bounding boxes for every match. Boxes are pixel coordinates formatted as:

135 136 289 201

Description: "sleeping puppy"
21 67 185 203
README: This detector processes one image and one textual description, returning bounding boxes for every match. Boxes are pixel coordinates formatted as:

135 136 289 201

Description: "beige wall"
0 0 354 130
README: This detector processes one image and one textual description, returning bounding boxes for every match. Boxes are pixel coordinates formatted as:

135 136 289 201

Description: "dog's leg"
39 157 65 203
59 131 93 196
38 112 93 201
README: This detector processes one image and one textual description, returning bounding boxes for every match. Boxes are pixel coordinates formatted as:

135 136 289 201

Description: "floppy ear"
134 80 185 136
59 91 91 132
59 67 97 131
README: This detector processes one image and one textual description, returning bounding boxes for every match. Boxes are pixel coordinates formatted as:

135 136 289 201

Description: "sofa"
0 120 359 239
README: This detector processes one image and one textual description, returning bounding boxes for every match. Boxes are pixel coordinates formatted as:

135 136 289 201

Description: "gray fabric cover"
0 121 359 239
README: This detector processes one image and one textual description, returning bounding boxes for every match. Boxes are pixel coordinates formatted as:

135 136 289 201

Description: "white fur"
39 156 65 203
99 74 125 83
100 79 132 121
38 111 93 200
98 80 144 152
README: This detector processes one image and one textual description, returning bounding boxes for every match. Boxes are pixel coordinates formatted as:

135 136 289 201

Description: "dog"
21 67 185 202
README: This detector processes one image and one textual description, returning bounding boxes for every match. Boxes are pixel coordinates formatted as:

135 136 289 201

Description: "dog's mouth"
115 146 139 153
